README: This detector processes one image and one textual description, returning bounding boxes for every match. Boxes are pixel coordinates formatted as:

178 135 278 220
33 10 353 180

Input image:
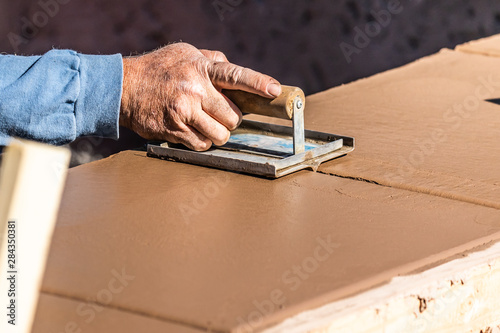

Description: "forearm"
0 50 123 146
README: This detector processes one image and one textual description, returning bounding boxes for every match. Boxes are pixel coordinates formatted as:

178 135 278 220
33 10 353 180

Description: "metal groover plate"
147 120 355 178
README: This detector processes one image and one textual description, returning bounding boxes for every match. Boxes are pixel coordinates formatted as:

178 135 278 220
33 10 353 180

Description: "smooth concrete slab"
308 48 500 208
38 150 500 332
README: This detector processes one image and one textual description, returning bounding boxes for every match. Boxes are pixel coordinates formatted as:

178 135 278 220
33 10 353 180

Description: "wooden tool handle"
222 85 305 120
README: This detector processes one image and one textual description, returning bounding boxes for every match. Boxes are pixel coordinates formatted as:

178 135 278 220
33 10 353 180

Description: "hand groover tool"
147 86 354 178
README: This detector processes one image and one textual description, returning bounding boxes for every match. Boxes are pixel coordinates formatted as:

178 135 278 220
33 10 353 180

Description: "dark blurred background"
1 0 499 165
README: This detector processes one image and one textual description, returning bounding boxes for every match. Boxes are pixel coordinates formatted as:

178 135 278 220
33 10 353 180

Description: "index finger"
207 61 282 98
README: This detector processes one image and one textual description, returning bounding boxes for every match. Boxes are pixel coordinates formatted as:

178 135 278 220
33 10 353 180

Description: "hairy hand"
120 43 281 151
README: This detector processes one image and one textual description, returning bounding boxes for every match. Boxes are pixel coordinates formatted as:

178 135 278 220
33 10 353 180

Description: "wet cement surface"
36 149 500 332
33 35 500 332
311 45 500 208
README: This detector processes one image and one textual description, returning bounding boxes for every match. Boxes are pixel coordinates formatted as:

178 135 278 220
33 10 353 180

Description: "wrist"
120 57 138 129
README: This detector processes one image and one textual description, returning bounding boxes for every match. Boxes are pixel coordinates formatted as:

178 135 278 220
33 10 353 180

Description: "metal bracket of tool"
293 96 305 155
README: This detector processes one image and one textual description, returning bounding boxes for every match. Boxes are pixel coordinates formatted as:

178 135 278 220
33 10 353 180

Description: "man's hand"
119 43 282 151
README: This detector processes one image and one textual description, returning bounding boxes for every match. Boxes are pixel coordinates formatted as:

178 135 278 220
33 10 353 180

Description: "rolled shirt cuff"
75 53 123 140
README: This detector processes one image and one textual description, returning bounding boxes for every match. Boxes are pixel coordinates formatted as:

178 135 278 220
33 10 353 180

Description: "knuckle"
179 80 206 101
192 140 211 151
193 58 211 78
212 63 244 85
226 113 241 131
227 66 244 85
169 98 191 118
212 51 227 62
213 128 230 146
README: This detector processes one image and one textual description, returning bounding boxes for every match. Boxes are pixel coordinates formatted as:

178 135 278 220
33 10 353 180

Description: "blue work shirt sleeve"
0 49 123 146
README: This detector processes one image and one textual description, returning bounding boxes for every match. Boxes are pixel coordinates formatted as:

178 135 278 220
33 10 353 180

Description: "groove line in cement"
316 170 500 210
39 289 225 333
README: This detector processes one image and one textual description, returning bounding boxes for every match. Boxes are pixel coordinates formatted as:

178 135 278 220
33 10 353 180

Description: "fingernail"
267 83 281 97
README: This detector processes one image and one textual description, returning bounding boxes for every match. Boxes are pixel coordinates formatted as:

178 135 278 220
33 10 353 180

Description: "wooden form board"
34 34 500 332
0 141 70 333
